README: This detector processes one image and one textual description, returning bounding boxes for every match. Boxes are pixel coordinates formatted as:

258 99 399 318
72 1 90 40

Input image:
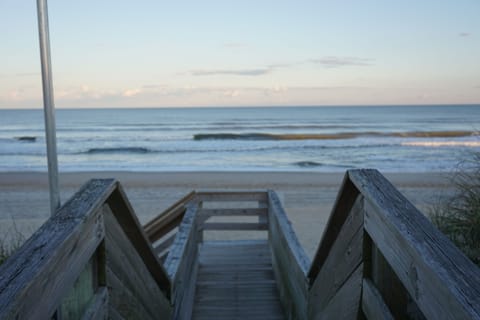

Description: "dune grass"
430 152 480 266
0 219 25 266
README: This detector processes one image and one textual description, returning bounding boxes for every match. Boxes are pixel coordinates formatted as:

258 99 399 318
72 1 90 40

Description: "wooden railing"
164 202 200 319
2 170 479 319
0 179 172 320
144 191 195 263
308 169 480 319
268 190 311 319
195 190 269 240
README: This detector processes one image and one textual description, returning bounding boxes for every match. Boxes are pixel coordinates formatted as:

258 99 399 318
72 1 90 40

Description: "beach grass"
0 219 25 266
430 152 480 266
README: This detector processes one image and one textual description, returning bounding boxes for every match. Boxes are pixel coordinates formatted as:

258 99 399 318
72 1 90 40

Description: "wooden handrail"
268 190 311 319
0 179 172 319
0 179 116 319
164 203 200 319
308 169 480 319
144 191 196 242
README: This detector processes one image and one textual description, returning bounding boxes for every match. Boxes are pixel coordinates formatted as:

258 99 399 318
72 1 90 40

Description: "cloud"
310 56 374 68
189 62 295 77
191 68 271 76
223 89 240 98
141 84 168 89
459 32 471 37
0 72 39 78
55 85 117 101
122 88 142 97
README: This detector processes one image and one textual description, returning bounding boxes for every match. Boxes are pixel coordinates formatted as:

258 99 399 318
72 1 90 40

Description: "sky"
1 0 479 108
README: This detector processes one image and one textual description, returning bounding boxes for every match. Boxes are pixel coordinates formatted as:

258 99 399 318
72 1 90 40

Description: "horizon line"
1 103 480 110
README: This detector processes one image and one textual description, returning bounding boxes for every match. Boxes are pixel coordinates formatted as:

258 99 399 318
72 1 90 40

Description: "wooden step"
192 241 285 320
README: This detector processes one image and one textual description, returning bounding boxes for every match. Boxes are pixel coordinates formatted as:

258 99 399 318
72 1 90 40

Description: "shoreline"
0 171 453 257
0 170 452 187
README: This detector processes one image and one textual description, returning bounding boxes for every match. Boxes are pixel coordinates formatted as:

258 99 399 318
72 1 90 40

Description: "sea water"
1 105 479 172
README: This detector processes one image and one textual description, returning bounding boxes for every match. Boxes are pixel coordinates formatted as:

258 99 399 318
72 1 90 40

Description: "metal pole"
36 0 60 215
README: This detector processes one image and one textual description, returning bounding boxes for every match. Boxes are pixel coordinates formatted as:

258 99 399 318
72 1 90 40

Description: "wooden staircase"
1 170 479 319
193 240 284 319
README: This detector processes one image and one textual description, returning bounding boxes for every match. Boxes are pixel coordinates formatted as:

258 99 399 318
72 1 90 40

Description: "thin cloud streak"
0 72 39 78
189 57 373 78
310 56 374 68
191 68 271 76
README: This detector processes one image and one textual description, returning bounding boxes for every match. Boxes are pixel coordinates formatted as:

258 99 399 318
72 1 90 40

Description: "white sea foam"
402 141 480 147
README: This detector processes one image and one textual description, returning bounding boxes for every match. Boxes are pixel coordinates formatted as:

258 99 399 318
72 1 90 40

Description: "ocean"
1 105 479 172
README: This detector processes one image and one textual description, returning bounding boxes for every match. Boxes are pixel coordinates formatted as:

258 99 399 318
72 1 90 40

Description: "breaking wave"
293 161 323 168
86 147 152 154
193 131 479 141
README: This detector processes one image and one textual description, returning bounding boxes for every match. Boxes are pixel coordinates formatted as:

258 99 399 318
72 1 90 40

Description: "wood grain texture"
202 222 268 231
308 196 364 318
193 241 285 320
349 169 480 319
313 264 363 320
106 266 155 320
143 191 195 242
164 203 200 320
362 279 394 320
106 185 171 296
308 173 360 280
0 179 115 320
80 287 108 320
196 191 268 202
104 208 171 319
198 207 267 217
268 191 310 320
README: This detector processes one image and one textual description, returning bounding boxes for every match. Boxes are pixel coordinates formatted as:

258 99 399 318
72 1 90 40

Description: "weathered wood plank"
201 222 267 231
308 196 364 318
104 208 171 319
164 204 200 320
143 191 196 241
197 268 275 282
154 233 176 256
60 256 97 319
80 287 108 320
198 207 267 217
268 190 310 320
362 279 394 320
193 241 284 320
367 242 424 319
106 185 171 296
106 266 155 320
349 169 480 319
196 191 268 202
313 263 363 320
308 173 360 280
0 179 115 320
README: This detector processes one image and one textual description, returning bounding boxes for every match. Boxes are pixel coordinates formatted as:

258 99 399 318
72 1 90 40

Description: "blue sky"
1 0 479 108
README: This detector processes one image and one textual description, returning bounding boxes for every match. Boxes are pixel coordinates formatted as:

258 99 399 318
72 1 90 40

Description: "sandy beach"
0 171 453 258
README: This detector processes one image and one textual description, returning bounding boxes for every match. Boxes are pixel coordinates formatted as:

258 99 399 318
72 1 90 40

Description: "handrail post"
36 0 60 215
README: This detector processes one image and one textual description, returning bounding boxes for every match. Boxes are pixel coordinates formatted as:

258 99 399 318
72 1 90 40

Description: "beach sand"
0 171 453 258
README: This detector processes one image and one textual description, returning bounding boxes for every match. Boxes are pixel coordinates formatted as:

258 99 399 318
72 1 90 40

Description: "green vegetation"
0 220 25 266
430 152 480 266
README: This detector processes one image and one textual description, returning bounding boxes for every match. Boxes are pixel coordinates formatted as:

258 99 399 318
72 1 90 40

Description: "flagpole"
36 0 60 215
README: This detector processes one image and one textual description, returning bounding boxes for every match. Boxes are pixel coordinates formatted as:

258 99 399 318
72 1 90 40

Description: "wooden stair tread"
192 241 285 320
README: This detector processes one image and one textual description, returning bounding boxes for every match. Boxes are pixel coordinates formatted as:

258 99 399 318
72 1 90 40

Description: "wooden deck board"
192 240 285 320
